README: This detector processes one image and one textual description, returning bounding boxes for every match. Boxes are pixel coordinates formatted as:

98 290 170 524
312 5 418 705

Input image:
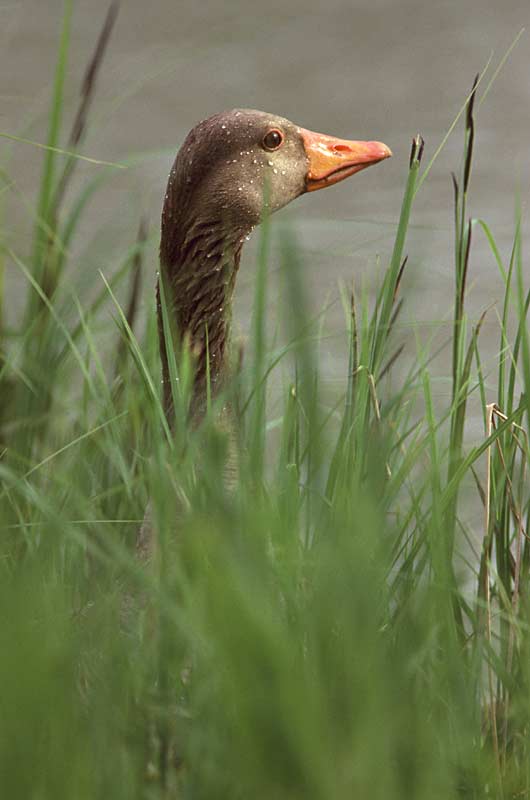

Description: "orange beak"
299 127 392 192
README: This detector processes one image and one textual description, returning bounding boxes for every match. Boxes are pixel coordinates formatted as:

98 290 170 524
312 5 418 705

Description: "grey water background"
2 0 530 537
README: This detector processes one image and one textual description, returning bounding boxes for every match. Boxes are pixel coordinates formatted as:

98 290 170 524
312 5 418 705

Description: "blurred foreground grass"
1 5 530 799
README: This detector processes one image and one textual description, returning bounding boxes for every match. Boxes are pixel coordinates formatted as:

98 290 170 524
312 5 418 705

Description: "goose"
137 109 391 557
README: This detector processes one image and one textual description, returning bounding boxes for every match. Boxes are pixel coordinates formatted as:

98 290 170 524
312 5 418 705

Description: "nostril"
332 144 351 153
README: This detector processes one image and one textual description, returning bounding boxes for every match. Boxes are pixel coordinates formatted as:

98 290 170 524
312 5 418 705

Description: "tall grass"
1 6 530 799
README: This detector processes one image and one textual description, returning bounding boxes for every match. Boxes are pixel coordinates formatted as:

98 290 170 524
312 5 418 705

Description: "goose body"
136 109 390 558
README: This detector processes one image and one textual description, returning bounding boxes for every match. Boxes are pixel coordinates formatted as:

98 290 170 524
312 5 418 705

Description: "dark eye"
262 129 284 150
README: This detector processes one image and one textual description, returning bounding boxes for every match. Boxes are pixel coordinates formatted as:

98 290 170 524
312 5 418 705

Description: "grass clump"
1 6 530 799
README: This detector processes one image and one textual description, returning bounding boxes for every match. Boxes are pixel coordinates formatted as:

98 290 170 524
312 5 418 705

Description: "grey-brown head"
161 108 391 264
